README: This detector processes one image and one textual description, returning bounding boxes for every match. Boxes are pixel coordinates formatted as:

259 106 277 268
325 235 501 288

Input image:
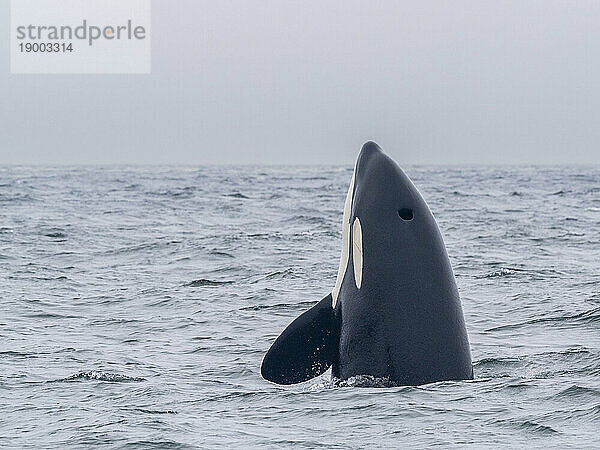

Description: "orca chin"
261 141 473 386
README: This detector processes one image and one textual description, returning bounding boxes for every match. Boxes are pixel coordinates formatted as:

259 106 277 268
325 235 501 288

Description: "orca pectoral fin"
261 293 338 385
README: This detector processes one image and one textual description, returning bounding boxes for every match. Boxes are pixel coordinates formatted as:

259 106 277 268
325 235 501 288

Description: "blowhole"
398 208 413 221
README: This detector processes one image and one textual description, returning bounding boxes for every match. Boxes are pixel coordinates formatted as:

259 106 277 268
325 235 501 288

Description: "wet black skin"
261 142 473 386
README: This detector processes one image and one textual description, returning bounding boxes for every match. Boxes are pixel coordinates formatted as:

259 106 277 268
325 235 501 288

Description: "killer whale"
261 142 473 386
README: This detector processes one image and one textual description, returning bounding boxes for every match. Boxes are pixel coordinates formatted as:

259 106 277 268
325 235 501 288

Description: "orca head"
335 141 446 308
353 140 419 226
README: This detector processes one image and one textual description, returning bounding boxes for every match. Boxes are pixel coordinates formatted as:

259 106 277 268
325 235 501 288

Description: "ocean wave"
0 351 31 358
226 192 249 199
119 439 186 448
250 268 295 284
184 279 234 287
331 375 396 388
473 348 600 379
486 307 600 332
553 384 600 400
44 231 67 239
150 187 196 198
452 190 470 197
499 419 559 435
131 408 177 415
478 267 524 278
477 266 565 280
240 300 316 311
100 240 182 256
209 250 235 258
0 193 34 203
53 371 145 383
282 215 329 225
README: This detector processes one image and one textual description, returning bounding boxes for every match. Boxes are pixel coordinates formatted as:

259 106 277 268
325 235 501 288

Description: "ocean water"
1 165 599 448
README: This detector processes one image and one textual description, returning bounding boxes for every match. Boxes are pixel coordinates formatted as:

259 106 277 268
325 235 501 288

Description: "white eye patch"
352 217 363 289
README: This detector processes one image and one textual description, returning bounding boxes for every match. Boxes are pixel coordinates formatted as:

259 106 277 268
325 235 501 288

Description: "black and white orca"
261 142 473 386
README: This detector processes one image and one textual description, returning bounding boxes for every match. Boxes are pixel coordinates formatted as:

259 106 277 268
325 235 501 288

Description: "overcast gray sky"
2 0 600 165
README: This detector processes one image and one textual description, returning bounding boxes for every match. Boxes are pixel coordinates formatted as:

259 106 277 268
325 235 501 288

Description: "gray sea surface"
1 165 599 448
